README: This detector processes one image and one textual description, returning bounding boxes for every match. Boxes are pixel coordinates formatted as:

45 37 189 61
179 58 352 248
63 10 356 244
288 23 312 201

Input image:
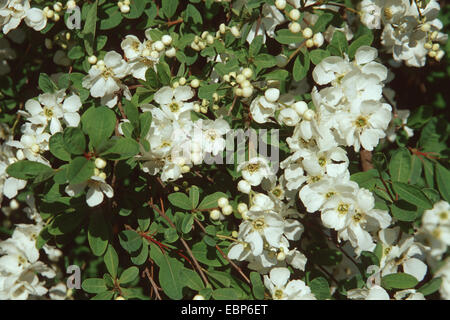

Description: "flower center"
309 176 321 183
439 212 448 220
352 212 363 222
337 203 349 215
318 156 327 167
102 67 114 79
384 7 393 20
325 191 335 199
355 116 368 128
43 106 53 119
274 289 284 299
246 163 261 173
169 102 180 113
432 227 441 239
252 218 265 230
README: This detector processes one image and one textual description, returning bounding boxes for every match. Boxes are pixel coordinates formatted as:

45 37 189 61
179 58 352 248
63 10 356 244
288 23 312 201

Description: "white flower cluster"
0 196 66 300
359 0 448 66
82 31 174 108
137 85 231 182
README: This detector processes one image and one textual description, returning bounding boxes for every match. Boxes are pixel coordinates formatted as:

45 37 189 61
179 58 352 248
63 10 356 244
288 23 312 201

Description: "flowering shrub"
0 0 449 301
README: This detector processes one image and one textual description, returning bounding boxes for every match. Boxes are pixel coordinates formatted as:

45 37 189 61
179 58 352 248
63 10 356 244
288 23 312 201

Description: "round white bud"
432 43 440 51
154 40 165 52
181 165 190 173
150 50 160 59
242 67 253 79
200 106 208 114
218 197 229 208
172 81 179 88
46 9 54 19
94 168 100 176
53 3 62 12
115 296 125 300
428 50 437 58
96 59 105 67
230 26 240 37
235 88 243 96
222 205 233 216
53 13 60 22
193 294 205 300
242 86 253 98
210 209 221 220
95 157 107 169
435 49 445 61
88 55 97 64
302 27 313 39
265 88 280 102
67 1 77 10
31 144 40 154
305 39 314 48
174 186 180 192
289 9 300 21
237 203 248 214
179 77 186 85
289 22 301 34
219 23 226 34
193 103 201 113
161 35 172 46
237 180 251 194
313 32 324 47
165 47 176 57
206 34 215 45
191 79 200 88
430 31 438 40
420 23 431 32
99 172 107 180
10 199 19 210
277 251 286 261
120 4 130 13
424 42 433 50
275 0 286 10
231 231 239 238
236 74 245 84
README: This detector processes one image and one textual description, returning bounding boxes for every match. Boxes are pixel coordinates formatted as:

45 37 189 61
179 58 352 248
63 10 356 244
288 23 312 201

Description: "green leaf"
293 49 310 81
275 29 304 44
310 49 330 65
423 158 435 188
249 35 263 57
156 62 171 85
88 211 109 256
310 277 331 300
99 4 123 30
184 4 202 24
348 33 374 59
150 243 184 300
81 106 116 149
49 133 71 161
82 0 98 56
38 73 58 93
67 45 85 60
82 278 107 293
48 210 86 236
189 186 200 209
381 273 419 290
409 155 423 184
212 288 240 300
389 147 412 183
418 277 442 296
91 291 114 300
390 201 417 222
168 192 192 210
63 127 86 155
104 245 119 279
182 268 205 291
119 266 139 285
6 160 53 182
250 272 265 299
392 182 433 209
436 163 450 202
198 192 228 210
312 12 334 33
100 137 140 160
139 111 152 138
66 156 94 185
181 214 194 234
161 0 179 18
328 31 348 56
254 53 278 69
119 230 142 254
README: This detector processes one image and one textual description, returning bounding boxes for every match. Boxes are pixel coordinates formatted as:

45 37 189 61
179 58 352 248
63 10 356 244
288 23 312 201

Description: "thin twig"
194 219 250 284
143 267 162 300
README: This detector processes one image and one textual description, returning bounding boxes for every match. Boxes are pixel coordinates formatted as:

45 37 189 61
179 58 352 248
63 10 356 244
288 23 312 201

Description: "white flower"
153 86 194 121
65 176 114 207
0 0 30 34
22 91 82 134
6 123 51 164
237 157 273 187
435 257 450 300
197 118 230 156
82 51 130 108
250 95 278 124
264 267 316 300
24 7 47 31
239 210 285 255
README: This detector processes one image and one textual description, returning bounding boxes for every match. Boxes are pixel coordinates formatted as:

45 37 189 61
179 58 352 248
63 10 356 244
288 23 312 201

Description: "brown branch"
194 219 250 284
286 41 307 65
167 18 183 27
360 149 374 172
143 267 162 300
150 198 210 287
